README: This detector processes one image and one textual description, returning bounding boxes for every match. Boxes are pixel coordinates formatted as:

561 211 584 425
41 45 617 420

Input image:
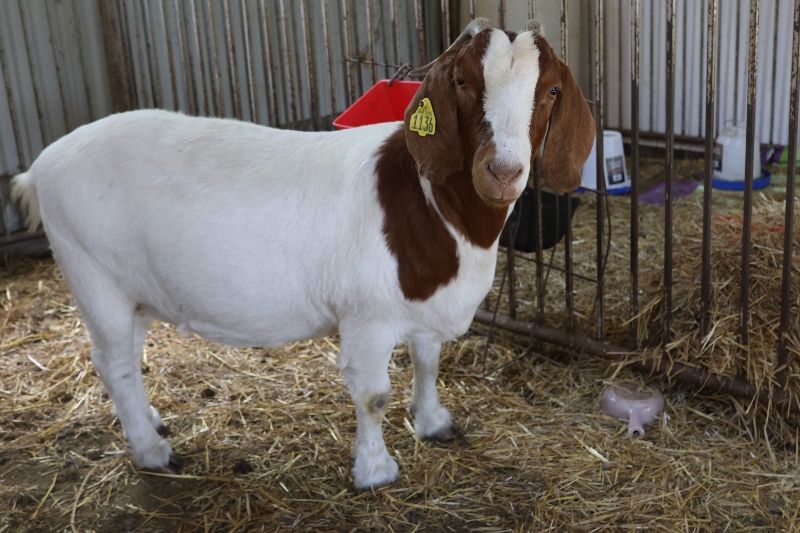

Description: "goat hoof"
425 423 460 443
167 455 182 473
351 453 399 490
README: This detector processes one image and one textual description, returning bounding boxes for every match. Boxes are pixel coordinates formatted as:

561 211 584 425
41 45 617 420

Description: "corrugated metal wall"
604 0 797 145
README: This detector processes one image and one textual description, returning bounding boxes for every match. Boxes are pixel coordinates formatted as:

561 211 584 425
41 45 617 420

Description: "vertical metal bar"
98 0 133 113
415 0 425 65
142 1 162 108
204 0 223 115
441 0 451 46
17 1 49 145
259 0 279 125
734 0 743 124
278 0 298 126
701 0 718 336
159 0 179 111
240 0 257 121
469 0 476 20
365 0 377 84
739 0 760 347
222 0 241 119
499 0 506 28
533 172 544 322
680 0 688 134
321 0 338 119
769 0 782 144
391 0 401 67
561 0 575 329
648 2 655 129
174 1 197 114
0 20 26 169
506 245 517 319
340 0 356 105
630 0 641 343
189 0 209 115
529 0 536 20
663 0 676 343
117 0 138 109
300 0 319 129
778 0 800 387
594 0 606 338
378 1 390 78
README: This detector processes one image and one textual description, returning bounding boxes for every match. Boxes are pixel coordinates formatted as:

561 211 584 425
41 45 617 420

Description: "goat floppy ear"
404 54 464 184
539 60 595 193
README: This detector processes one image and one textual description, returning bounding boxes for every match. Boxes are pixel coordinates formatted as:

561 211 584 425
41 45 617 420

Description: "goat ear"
404 55 464 184
539 60 595 193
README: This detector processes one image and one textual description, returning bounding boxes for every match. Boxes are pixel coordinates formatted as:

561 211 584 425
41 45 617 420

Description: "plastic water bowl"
333 80 421 130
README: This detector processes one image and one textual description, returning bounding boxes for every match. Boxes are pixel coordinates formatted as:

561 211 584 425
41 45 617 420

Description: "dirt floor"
1 158 799 531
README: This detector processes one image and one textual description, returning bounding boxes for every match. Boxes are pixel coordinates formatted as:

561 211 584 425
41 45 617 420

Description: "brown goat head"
404 23 594 206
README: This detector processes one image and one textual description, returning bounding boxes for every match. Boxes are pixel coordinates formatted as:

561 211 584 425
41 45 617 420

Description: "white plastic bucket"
580 130 630 194
712 124 761 182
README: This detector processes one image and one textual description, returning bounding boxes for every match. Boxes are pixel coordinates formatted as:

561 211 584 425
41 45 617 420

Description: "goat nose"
488 162 524 184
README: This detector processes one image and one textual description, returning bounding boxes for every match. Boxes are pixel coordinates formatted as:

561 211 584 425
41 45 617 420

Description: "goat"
11 19 594 489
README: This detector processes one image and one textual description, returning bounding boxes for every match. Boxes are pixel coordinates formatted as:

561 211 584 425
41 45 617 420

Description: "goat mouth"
476 191 517 209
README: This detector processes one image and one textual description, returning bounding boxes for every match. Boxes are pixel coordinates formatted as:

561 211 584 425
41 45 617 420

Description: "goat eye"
549 86 560 96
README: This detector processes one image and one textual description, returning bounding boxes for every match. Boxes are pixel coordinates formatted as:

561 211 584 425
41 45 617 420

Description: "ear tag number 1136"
409 98 436 137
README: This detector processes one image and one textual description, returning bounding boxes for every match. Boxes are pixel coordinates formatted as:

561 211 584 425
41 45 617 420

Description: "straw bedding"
2 160 800 530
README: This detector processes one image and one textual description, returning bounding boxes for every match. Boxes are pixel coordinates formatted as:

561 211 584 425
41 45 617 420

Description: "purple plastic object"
640 179 699 205
601 385 664 437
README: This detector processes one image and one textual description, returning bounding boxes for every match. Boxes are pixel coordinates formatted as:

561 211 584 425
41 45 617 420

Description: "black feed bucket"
500 188 580 252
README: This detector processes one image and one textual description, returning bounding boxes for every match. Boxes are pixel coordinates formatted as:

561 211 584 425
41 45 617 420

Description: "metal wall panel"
605 0 797 145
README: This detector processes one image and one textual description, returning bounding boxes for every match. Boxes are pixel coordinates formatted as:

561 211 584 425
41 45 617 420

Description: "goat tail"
10 171 42 232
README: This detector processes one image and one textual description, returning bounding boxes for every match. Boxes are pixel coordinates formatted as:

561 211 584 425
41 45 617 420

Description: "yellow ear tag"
409 98 436 137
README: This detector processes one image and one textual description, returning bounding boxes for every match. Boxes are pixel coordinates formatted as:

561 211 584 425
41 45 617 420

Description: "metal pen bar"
159 0 179 111
241 0 257 121
561 0 575 329
441 0 451 48
378 1 389 79
258 0 279 125
630 0 641 344
174 0 197 114
365 0 377 85
141 1 161 108
415 0 425 65
533 166 544 322
348 0 363 94
189 0 209 116
390 0 401 67
594 0 606 339
777 0 799 388
700 0 718 335
770 0 781 144
117 0 137 109
739 0 760 347
499 0 506 29
16 2 47 146
221 0 241 119
680 0 688 135
321 0 337 120
301 0 319 129
341 0 356 105
204 0 223 116
469 0 476 20
529 0 536 20
663 0 676 343
278 0 298 126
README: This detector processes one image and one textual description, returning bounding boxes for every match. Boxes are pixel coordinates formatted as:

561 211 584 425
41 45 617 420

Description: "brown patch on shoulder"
376 128 459 302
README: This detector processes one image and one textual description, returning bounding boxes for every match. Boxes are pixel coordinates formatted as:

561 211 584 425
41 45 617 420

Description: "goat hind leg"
56 253 174 471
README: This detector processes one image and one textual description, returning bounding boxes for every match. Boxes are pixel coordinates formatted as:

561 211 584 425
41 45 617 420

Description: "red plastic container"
332 80 421 130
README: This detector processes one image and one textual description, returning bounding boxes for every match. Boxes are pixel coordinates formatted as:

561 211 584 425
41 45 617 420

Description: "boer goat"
12 19 594 489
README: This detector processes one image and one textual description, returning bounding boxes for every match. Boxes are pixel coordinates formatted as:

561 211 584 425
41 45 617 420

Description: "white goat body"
12 23 594 489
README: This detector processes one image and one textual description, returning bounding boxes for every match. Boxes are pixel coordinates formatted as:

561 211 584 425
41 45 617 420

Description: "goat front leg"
339 324 398 489
409 337 457 442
